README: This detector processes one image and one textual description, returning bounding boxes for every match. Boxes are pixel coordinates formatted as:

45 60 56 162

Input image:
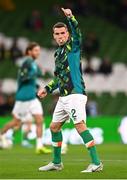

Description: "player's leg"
50 122 63 164
67 94 103 172
23 121 32 139
34 114 52 153
31 98 51 154
75 121 103 172
39 121 64 171
0 115 21 135
39 97 68 171
1 101 22 134
33 114 43 148
0 115 21 147
21 120 33 148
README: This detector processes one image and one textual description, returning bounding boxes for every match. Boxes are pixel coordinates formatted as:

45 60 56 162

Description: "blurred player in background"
0 42 51 154
38 8 103 172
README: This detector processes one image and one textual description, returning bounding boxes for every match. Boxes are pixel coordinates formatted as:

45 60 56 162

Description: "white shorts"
12 98 43 122
52 94 87 124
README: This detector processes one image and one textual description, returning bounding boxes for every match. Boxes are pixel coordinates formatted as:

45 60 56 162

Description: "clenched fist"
37 88 47 99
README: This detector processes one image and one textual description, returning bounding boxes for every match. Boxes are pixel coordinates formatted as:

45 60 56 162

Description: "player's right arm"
38 77 58 98
61 8 82 45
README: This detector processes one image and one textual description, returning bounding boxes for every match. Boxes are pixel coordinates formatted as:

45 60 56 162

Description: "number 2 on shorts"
71 109 77 120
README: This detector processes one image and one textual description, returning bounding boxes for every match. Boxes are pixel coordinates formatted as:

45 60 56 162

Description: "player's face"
53 27 69 46
29 46 41 59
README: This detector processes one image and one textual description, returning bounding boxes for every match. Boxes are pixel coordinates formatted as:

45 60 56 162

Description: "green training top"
45 15 86 96
16 57 42 101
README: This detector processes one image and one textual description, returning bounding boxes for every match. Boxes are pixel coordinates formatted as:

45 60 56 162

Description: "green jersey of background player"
0 42 51 154
38 8 103 173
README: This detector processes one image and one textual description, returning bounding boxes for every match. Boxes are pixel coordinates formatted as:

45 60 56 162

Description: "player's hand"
37 88 47 98
61 8 73 18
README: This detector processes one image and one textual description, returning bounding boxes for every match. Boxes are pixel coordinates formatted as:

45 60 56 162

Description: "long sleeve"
45 77 58 94
67 16 82 45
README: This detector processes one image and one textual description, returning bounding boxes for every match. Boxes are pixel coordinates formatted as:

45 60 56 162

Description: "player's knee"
50 123 59 133
15 119 21 127
75 121 87 133
50 123 56 132
36 120 42 126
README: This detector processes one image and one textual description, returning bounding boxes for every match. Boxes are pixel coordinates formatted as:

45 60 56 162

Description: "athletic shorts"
12 98 43 122
52 94 87 124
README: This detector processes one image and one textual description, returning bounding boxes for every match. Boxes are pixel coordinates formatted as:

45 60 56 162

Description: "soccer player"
38 8 103 172
0 42 51 154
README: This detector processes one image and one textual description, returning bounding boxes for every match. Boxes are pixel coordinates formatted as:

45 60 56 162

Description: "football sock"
80 130 100 165
36 137 43 149
51 131 62 164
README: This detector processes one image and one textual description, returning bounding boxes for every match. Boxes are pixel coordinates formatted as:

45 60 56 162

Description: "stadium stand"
0 0 127 62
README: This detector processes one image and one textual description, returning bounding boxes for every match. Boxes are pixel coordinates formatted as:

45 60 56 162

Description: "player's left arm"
37 77 58 98
61 8 82 45
44 77 58 94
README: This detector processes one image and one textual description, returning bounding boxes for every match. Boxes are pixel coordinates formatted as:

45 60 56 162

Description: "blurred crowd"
0 35 112 76
84 57 112 76
24 10 44 32
1 0 127 31
0 93 14 115
52 0 127 30
0 38 23 62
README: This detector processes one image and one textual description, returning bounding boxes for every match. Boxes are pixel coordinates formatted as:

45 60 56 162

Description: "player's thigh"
8 114 21 128
12 101 25 122
12 101 21 120
12 101 32 122
65 94 87 124
52 98 69 124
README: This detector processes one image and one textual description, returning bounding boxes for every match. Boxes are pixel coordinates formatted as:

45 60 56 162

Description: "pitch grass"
0 144 127 179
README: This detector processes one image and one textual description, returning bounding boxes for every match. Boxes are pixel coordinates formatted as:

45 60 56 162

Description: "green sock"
80 130 100 165
51 131 62 164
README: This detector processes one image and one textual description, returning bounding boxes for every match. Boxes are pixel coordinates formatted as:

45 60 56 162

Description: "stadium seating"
0 1 127 63
0 33 127 95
